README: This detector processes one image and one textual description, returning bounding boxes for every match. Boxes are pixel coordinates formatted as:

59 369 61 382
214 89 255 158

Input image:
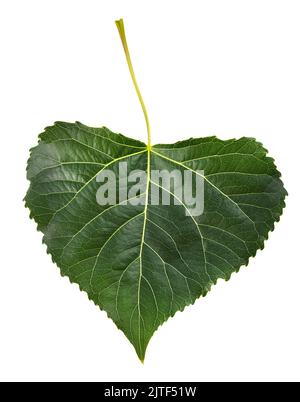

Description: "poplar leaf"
25 121 287 361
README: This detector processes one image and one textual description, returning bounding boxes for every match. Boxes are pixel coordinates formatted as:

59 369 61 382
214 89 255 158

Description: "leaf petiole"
115 19 151 150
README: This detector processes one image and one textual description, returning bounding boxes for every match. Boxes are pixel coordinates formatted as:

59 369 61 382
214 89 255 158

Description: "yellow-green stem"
115 19 151 149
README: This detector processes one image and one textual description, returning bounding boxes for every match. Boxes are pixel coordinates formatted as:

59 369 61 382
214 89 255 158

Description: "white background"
0 0 299 382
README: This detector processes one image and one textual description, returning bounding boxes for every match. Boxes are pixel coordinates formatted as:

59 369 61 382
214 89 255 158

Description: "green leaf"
25 121 286 361
25 18 287 361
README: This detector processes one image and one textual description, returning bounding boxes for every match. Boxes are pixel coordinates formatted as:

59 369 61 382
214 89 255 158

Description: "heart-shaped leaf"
25 122 286 360
25 19 287 361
